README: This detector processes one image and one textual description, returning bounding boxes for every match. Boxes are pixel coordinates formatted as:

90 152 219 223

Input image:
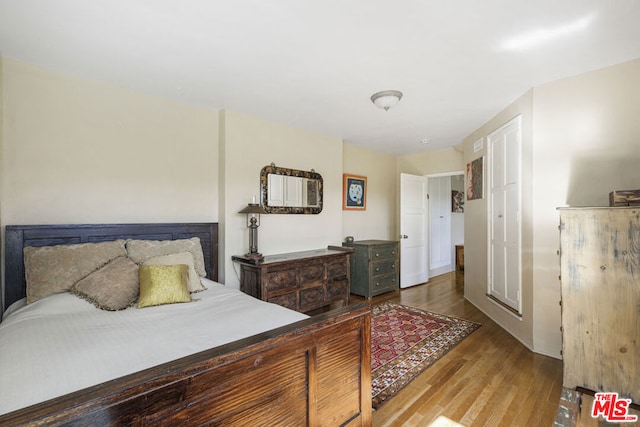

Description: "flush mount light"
370 90 403 111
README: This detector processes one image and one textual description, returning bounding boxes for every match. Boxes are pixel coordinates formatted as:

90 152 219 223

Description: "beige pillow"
126 238 207 277
24 240 127 304
71 256 139 311
143 252 204 293
138 264 191 308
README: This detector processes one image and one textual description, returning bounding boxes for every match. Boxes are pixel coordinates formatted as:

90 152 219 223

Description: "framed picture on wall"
343 174 367 210
452 190 464 212
466 157 484 200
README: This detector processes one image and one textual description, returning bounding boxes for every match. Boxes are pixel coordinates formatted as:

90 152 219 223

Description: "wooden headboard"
3 223 219 313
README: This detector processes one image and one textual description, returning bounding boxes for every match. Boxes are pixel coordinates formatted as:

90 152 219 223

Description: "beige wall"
461 57 640 359
531 57 640 357
397 146 464 176
220 110 344 288
342 143 398 241
462 90 535 352
1 58 219 227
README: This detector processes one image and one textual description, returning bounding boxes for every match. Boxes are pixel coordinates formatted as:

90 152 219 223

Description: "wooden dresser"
232 247 352 313
558 207 639 403
342 240 399 299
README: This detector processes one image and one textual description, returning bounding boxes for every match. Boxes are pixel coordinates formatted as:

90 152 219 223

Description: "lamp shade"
370 90 403 111
238 203 268 214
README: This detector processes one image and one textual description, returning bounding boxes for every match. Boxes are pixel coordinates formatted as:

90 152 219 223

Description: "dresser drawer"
299 262 324 285
299 285 326 312
268 293 297 310
370 244 398 261
327 260 348 280
327 279 349 300
264 269 297 291
371 259 397 277
372 273 398 295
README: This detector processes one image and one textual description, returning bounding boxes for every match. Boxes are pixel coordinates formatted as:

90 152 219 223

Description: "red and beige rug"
371 302 481 409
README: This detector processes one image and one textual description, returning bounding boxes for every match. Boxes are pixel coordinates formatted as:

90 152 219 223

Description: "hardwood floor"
352 270 563 427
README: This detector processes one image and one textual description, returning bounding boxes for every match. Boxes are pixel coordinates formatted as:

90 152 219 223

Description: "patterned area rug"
371 302 481 409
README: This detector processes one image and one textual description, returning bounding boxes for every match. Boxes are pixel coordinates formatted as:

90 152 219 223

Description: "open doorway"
427 172 464 278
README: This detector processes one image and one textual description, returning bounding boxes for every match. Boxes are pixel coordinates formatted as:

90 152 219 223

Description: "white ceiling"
1 1 639 156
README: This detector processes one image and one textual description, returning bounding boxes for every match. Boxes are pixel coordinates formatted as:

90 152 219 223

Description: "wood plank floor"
351 270 563 427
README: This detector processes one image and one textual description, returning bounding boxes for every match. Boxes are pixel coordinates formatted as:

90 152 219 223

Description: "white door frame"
426 171 464 277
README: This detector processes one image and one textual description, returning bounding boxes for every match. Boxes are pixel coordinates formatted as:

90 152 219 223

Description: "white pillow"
142 251 205 293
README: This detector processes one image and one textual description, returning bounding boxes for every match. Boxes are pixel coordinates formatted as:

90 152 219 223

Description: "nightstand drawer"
370 244 398 261
372 274 398 294
371 259 397 277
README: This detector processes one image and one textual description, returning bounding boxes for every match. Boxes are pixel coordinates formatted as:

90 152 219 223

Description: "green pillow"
137 264 191 308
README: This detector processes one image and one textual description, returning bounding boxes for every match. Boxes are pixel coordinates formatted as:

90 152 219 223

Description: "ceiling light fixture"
370 90 403 111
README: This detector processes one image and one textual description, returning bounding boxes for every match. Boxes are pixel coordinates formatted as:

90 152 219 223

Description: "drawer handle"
392 278 396 283
391 250 396 255
375 253 380 257
391 264 395 269
375 282 380 287
375 267 380 272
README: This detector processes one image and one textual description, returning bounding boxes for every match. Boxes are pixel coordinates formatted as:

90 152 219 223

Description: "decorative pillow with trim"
137 264 191 308
126 238 207 277
24 240 127 304
71 256 139 311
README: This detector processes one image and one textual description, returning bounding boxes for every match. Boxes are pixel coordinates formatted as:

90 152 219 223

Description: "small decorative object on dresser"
232 246 353 313
342 240 399 299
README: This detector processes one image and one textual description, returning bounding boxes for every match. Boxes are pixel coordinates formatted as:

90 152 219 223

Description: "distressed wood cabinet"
232 247 352 313
342 240 399 299
558 207 640 403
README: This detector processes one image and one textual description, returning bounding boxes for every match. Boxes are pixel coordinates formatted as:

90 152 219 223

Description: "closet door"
488 116 521 313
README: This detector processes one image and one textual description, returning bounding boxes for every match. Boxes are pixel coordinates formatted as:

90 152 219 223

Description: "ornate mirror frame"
260 164 323 214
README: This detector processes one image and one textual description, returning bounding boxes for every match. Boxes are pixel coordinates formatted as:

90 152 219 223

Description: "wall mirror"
260 164 323 214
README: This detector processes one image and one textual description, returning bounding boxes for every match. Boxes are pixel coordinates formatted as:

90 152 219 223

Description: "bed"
0 223 371 426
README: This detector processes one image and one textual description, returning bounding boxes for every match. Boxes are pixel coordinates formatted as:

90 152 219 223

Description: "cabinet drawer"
268 293 297 310
264 269 297 291
327 260 348 280
371 259 397 277
327 279 349 300
299 262 324 285
299 286 326 312
372 274 398 295
370 244 398 261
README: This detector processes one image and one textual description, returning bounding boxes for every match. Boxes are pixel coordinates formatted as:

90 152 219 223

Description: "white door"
429 176 452 272
400 173 429 288
488 116 521 313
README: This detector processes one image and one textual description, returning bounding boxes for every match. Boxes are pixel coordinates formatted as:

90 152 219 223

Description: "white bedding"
0 279 308 415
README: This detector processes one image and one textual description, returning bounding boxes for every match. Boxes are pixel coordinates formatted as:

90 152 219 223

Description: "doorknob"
399 234 408 239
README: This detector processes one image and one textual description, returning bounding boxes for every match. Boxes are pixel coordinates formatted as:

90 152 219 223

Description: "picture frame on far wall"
343 174 367 210
466 157 484 200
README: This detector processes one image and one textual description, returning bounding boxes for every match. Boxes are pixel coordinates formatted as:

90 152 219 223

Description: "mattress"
0 279 308 415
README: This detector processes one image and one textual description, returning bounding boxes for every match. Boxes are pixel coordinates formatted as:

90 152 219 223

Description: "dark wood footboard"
0 304 371 426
